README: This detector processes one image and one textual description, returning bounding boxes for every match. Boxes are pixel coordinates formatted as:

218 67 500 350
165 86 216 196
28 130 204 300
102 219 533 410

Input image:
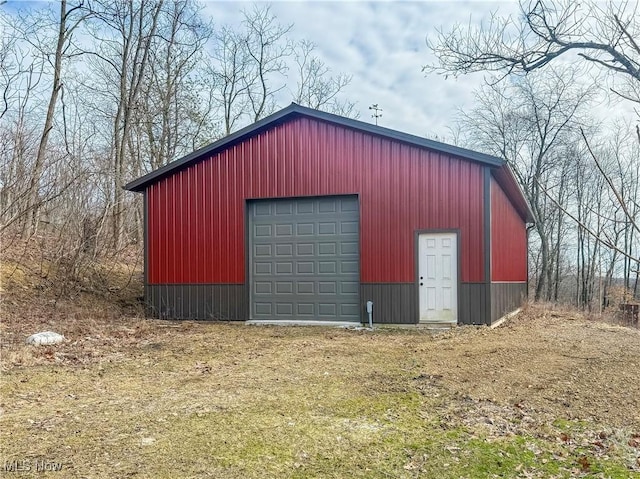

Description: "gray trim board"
459 283 490 325
361 282 490 325
244 199 251 323
491 282 527 323
361 284 417 324
124 104 505 192
358 282 523 326
483 167 492 325
146 284 247 320
145 282 494 324
143 191 148 291
247 320 359 327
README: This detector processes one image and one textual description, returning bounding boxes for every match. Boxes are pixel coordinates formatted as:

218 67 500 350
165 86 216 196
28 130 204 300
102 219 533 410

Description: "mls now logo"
4 459 63 472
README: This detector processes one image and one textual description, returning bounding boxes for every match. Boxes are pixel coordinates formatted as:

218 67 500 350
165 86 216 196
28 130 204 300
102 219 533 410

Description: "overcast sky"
6 1 627 139
202 1 521 139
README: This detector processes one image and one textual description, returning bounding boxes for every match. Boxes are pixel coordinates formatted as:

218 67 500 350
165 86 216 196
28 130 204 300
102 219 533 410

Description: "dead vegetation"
1 293 640 477
1 241 639 477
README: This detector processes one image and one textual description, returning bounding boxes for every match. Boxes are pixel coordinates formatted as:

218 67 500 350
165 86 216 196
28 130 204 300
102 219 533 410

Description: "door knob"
420 282 424 286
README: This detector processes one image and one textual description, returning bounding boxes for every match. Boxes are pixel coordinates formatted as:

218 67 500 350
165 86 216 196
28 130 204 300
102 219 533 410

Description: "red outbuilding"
125 104 533 326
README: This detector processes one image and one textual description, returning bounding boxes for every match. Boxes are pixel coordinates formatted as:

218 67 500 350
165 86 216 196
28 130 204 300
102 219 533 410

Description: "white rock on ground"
26 331 65 345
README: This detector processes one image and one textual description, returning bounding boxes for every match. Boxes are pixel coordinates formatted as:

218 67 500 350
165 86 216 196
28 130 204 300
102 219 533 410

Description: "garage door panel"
297 223 314 235
276 303 293 316
255 303 272 315
254 225 272 237
254 262 272 275
318 282 337 294
275 262 293 274
275 202 293 215
254 244 272 256
340 221 358 234
275 224 293 236
340 261 359 274
296 282 314 294
254 282 272 294
318 222 337 235
297 243 314 255
318 261 337 274
298 303 314 315
340 199 359 212
318 304 337 316
340 242 358 255
249 196 360 322
275 244 293 256
318 242 336 255
296 200 314 214
318 198 337 213
340 281 359 295
254 203 272 215
341 304 360 316
296 262 315 274
275 281 293 294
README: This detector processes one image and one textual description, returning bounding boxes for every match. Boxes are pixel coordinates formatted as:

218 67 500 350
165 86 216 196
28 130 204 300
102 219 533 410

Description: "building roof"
125 103 534 222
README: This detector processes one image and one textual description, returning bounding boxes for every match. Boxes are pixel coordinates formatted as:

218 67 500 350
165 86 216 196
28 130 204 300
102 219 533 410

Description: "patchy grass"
1 300 639 478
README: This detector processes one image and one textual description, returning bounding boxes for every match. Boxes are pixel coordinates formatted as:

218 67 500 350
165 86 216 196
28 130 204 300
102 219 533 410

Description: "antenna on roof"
369 104 382 126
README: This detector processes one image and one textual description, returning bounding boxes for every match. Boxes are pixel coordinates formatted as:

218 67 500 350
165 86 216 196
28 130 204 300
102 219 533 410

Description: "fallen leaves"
577 455 591 472
1 300 639 477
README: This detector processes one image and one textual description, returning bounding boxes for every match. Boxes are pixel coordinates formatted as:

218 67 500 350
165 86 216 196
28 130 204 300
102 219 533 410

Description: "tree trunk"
22 0 67 239
534 225 549 301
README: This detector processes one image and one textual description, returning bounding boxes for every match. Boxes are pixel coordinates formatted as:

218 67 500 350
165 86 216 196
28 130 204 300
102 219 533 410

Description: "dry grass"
1 238 639 477
1 298 640 478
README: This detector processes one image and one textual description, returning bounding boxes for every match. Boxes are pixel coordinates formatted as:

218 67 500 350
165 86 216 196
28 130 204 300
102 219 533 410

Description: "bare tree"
425 0 640 101
208 25 251 136
292 40 356 117
0 61 42 232
208 5 357 135
426 0 640 303
136 0 213 171
0 1 360 300
89 0 164 248
455 68 594 300
18 0 89 238
0 10 22 120
242 5 293 122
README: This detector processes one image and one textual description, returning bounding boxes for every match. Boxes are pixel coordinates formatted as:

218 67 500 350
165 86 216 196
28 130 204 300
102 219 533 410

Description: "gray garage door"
249 196 360 322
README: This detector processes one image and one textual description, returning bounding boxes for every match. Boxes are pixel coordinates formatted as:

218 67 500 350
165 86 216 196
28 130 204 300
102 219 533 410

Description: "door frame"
414 229 462 324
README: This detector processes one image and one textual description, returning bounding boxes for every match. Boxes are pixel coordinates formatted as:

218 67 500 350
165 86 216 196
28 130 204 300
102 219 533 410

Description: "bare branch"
535 176 640 265
580 127 640 235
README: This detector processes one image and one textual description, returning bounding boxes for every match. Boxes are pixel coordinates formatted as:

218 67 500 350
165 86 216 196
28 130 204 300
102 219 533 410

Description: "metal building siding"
147 117 485 285
490 176 527 281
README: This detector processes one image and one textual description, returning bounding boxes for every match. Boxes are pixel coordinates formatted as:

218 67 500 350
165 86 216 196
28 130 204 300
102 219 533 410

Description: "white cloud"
181 0 637 141
201 1 521 138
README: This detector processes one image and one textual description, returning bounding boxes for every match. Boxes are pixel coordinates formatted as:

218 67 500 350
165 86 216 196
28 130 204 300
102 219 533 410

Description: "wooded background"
1 0 638 312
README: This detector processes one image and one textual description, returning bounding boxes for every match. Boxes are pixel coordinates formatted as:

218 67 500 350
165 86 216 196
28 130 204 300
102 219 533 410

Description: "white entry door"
418 232 458 323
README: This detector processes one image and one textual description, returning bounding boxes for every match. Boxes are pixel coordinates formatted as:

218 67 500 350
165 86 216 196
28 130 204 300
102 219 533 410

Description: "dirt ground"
2 299 638 423
1 296 639 478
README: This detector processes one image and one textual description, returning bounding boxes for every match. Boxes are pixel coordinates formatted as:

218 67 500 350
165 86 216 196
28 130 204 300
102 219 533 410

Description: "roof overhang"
492 164 535 224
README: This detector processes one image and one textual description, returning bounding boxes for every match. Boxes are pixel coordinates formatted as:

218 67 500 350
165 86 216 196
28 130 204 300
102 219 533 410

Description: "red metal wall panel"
491 176 527 281
147 117 486 284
